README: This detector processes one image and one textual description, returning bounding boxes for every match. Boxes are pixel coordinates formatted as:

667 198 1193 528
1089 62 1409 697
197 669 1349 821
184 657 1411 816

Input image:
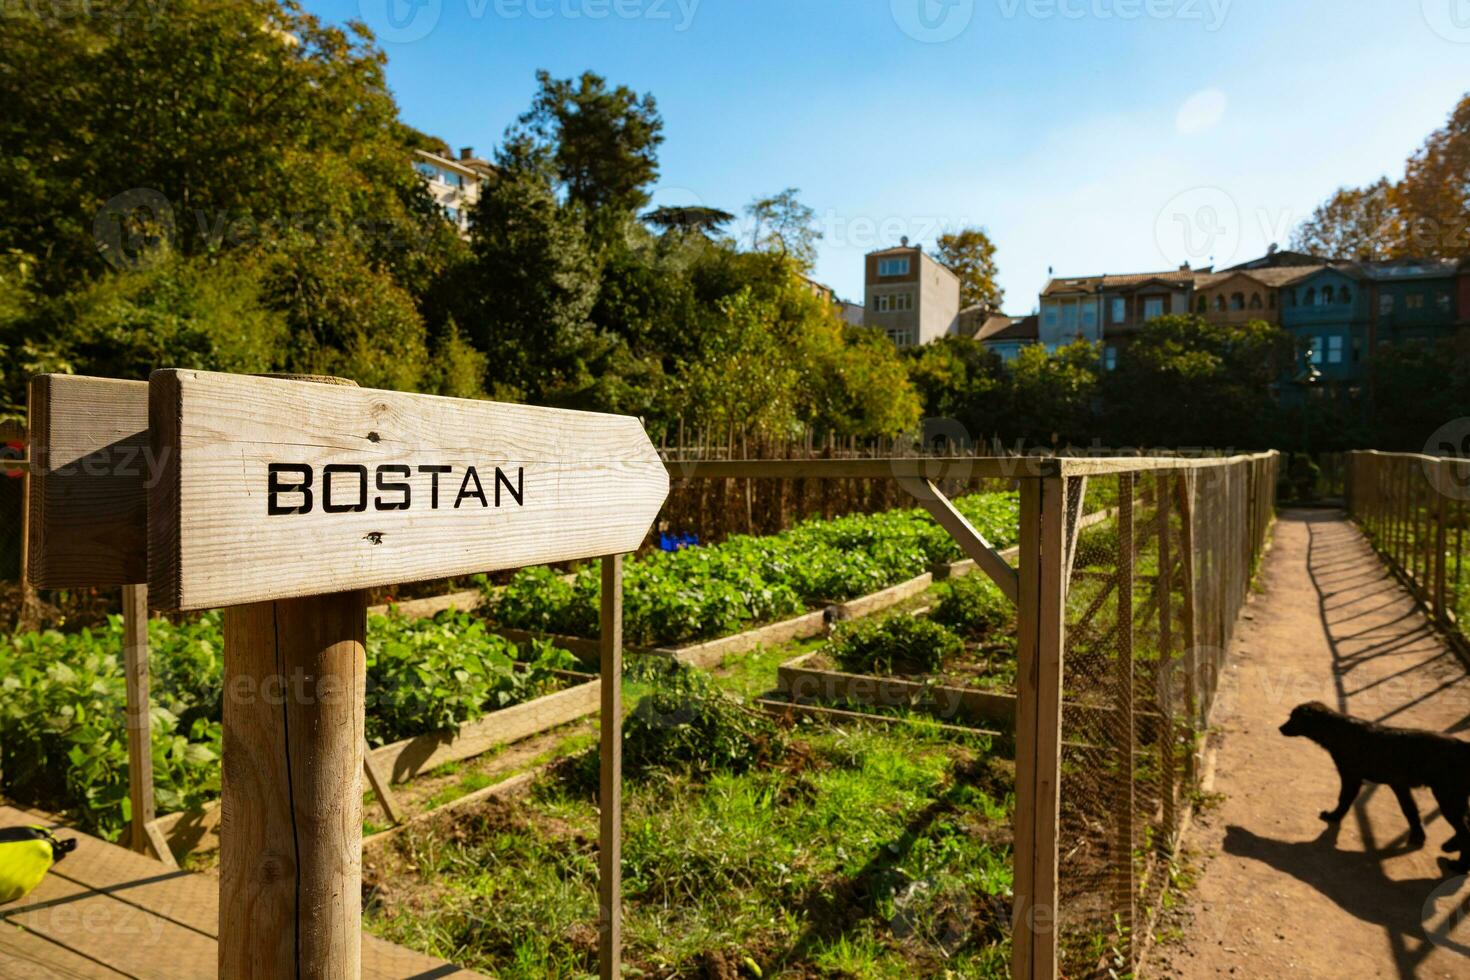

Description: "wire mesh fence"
1042 454 1278 977
1347 450 1470 653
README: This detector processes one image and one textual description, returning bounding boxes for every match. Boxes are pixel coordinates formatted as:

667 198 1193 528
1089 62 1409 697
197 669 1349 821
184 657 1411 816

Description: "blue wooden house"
1278 266 1370 391
1366 258 1460 346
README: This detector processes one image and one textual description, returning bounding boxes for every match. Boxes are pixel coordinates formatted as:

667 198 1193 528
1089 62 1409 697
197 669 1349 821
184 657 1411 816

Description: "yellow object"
0 826 76 905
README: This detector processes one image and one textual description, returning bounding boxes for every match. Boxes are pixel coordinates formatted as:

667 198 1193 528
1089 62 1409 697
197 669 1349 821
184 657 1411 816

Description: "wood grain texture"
27 375 149 588
148 370 669 611
218 591 366 980
121 584 176 867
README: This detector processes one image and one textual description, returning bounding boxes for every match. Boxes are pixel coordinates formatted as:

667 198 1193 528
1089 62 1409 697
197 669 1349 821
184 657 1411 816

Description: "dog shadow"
1222 824 1467 955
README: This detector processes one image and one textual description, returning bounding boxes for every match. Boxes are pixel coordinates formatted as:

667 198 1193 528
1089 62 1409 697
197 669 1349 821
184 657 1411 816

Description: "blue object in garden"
659 532 700 552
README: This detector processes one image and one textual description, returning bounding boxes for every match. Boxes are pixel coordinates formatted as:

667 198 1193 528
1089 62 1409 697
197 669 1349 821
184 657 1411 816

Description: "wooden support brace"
902 477 1019 603
361 740 402 826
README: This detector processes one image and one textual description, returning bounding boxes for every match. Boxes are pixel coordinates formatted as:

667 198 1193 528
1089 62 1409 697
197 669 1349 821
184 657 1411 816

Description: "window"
1380 293 1395 315
1438 291 1453 314
1214 295 1226 312
1406 293 1425 311
1309 339 1324 365
414 161 438 180
445 206 460 224
1305 287 1317 306
1144 297 1164 320
1103 346 1118 371
1197 296 1207 313
878 257 911 277
1269 293 1277 310
1322 286 1334 304
1249 293 1262 310
1043 305 1058 330
885 328 913 346
1061 304 1078 331
1112 297 1126 323
876 292 914 313
1230 292 1245 311
1326 335 1344 364
1081 304 1097 330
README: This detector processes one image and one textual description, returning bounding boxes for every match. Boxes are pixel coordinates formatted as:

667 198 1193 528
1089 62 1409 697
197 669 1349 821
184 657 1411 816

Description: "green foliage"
0 616 225 841
622 664 786 777
1 609 579 839
1105 314 1292 449
932 574 1012 640
745 188 822 271
365 610 579 745
490 492 1020 647
1006 340 1101 447
827 615 964 676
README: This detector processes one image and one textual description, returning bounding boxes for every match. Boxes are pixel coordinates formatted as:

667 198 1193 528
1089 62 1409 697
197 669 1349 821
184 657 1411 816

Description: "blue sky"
312 0 1467 311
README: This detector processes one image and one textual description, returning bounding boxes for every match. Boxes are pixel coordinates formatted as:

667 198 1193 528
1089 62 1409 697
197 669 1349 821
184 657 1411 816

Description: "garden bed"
363 667 1018 979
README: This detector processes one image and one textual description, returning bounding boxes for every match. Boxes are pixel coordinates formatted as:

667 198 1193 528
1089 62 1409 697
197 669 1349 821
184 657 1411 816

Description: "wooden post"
1113 476 1136 970
598 554 623 980
1012 475 1066 980
122 583 176 867
219 590 367 980
1174 473 1198 780
1155 474 1175 836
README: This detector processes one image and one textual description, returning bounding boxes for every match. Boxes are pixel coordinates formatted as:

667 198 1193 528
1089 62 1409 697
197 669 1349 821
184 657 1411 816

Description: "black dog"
1280 701 1470 870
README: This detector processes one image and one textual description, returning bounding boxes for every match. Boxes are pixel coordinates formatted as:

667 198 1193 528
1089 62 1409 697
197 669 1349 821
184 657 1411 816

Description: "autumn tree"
936 227 1005 312
1289 178 1399 261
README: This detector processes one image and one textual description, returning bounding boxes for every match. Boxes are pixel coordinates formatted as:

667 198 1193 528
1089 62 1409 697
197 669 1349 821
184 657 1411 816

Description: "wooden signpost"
28 369 670 980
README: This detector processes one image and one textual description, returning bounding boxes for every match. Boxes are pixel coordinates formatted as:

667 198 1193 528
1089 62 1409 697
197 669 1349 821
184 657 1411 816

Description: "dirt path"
1149 509 1470 980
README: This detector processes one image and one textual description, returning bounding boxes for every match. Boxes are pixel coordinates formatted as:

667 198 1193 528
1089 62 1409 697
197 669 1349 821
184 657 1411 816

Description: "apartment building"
412 146 495 236
863 243 961 347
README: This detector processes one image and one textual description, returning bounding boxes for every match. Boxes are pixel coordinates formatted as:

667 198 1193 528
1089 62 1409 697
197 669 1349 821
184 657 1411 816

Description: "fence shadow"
1299 510 1470 978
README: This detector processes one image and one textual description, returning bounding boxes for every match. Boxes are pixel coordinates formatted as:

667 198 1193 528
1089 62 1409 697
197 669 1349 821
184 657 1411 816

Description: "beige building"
412 147 495 237
863 243 961 347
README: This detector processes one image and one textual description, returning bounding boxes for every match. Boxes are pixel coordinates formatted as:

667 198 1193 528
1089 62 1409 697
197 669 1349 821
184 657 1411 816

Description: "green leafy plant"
490 491 1019 647
828 615 963 676
622 664 786 777
365 609 580 745
932 574 1012 639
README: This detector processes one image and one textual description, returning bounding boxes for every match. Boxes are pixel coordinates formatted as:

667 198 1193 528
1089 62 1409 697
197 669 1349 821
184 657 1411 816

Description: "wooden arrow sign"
148 370 669 612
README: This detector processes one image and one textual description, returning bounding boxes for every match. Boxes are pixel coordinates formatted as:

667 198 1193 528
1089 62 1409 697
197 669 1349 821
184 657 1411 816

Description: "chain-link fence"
1347 450 1469 653
1009 452 1278 979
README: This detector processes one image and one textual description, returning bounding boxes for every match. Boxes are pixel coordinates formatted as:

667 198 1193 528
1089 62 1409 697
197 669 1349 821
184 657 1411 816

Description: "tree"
1005 341 1101 448
1290 178 1398 261
1397 92 1470 257
746 189 822 271
1103 314 1292 449
461 166 600 402
936 227 1004 312
642 206 736 237
506 70 664 229
904 336 1008 441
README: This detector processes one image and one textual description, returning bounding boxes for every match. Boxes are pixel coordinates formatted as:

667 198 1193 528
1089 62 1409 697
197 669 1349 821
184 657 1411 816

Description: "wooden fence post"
1012 474 1066 980
1113 475 1136 970
599 554 624 980
122 583 176 867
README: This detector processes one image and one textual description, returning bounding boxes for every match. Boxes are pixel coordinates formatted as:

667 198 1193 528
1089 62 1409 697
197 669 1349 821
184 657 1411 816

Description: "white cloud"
1176 88 1228 135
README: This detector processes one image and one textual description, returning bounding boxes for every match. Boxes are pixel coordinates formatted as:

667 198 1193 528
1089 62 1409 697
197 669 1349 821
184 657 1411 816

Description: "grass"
363 720 1015 978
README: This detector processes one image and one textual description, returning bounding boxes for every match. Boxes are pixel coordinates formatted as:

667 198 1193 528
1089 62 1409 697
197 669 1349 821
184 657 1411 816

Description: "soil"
1147 510 1470 979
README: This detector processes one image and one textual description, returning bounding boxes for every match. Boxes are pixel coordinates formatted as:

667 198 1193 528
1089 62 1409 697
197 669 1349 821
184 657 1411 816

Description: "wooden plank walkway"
0 804 482 979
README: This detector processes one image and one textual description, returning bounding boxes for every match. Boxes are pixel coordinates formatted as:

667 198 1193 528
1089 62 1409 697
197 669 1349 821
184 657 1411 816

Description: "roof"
976 314 1039 343
1224 248 1334 270
413 148 494 179
1041 269 1197 296
1194 265 1333 290
1362 257 1461 281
